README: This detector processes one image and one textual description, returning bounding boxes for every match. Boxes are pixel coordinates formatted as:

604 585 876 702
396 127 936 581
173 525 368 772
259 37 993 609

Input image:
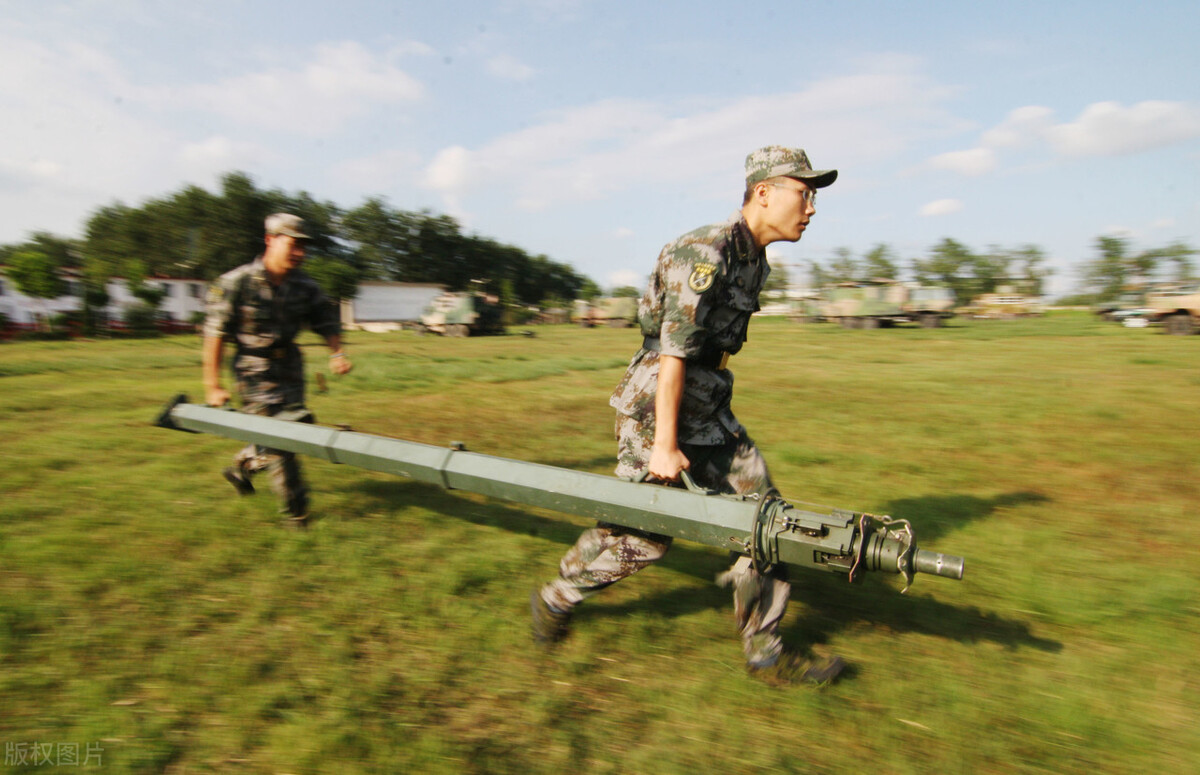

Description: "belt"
642 336 730 370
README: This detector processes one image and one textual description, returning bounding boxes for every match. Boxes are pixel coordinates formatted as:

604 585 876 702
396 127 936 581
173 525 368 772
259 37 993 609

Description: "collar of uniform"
729 212 762 266
249 255 268 282
250 255 295 289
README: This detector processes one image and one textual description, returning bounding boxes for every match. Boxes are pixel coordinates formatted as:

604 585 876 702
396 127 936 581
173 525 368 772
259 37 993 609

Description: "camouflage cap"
264 213 311 240
745 146 838 189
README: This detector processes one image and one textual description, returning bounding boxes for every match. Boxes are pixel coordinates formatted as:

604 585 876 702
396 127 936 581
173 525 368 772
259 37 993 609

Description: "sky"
2 0 1198 297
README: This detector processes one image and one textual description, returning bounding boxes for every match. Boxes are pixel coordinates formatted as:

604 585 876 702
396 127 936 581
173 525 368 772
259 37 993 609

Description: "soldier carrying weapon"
532 146 844 685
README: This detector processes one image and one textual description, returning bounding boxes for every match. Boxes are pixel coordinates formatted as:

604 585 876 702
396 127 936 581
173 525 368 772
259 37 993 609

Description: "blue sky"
2 0 1198 296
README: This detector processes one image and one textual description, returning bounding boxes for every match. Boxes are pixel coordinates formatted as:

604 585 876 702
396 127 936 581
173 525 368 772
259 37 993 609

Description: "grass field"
1 312 1197 774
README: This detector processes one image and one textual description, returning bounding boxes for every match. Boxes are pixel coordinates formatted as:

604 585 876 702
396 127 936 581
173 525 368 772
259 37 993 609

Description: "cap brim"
792 169 838 189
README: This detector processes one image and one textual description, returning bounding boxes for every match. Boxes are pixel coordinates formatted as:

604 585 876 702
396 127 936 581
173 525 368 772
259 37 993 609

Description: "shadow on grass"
881 491 1050 544
345 479 729 578
347 479 1060 655
781 572 1062 655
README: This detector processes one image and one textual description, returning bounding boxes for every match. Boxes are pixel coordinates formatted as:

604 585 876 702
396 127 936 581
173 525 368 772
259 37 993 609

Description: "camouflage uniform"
203 257 340 517
539 212 791 667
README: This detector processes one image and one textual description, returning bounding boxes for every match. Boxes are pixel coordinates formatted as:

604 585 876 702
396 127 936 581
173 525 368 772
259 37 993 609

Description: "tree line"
801 236 1194 304
1 171 1195 320
0 172 598 314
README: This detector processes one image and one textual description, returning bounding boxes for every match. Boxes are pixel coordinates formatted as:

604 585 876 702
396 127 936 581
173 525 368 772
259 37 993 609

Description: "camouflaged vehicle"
1145 282 1200 335
419 290 505 337
902 286 956 327
959 291 1044 319
820 280 955 328
573 296 638 328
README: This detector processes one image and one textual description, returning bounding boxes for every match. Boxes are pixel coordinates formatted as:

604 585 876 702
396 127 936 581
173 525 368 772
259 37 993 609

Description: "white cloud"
1045 101 1200 157
422 55 965 206
613 227 635 239
423 146 474 191
1150 217 1176 230
930 148 997 176
0 31 184 232
932 101 1200 179
920 199 964 217
980 105 1055 148
487 54 536 82
180 41 425 135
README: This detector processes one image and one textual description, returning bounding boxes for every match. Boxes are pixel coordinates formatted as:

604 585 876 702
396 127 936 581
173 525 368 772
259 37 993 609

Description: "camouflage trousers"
540 414 791 667
230 401 314 517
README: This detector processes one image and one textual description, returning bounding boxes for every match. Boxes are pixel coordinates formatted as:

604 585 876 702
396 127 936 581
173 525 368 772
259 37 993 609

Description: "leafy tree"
305 256 361 302
577 278 602 301
1139 241 1196 284
611 285 641 298
1000 244 1053 296
807 259 830 288
5 250 65 330
913 238 975 302
861 244 899 281
79 278 111 336
1079 236 1131 300
129 278 167 308
826 247 858 283
342 197 414 279
972 247 1014 295
70 170 601 314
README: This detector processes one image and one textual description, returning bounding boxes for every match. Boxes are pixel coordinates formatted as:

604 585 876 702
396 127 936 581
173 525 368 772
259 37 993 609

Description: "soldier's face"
764 180 816 243
265 234 307 272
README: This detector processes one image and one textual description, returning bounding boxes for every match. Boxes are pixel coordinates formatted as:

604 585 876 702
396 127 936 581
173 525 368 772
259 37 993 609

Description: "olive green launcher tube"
156 395 964 587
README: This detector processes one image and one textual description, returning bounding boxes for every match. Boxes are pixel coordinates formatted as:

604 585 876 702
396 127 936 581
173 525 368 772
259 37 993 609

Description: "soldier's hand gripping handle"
205 385 231 407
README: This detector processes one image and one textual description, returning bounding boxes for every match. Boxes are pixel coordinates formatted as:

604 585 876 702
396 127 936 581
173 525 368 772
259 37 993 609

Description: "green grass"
1 312 1197 773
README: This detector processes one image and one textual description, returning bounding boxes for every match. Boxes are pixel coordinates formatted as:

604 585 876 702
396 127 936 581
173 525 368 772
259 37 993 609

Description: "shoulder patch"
688 262 717 293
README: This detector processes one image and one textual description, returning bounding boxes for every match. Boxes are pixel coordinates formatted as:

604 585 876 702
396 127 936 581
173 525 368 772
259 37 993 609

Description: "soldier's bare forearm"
650 355 688 479
201 337 232 406
202 336 224 388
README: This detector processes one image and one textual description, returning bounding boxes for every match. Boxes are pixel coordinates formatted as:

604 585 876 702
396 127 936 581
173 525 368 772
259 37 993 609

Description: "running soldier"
532 147 843 685
202 213 351 528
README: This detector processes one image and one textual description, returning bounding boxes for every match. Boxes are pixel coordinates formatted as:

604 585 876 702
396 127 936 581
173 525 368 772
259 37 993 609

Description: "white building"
1 272 451 331
341 282 446 331
0 273 208 326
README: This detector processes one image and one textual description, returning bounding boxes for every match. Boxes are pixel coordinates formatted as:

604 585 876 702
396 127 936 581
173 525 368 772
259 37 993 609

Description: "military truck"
1145 282 1200 335
575 296 638 328
960 290 1044 319
820 280 955 328
419 290 505 337
902 286 956 328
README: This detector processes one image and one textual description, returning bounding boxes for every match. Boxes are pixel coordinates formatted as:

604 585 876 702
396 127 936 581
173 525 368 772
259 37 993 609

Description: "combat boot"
222 466 255 496
748 652 846 687
530 589 571 645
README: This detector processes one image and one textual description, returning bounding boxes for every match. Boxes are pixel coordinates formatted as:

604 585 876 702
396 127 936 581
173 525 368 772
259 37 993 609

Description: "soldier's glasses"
768 182 816 206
